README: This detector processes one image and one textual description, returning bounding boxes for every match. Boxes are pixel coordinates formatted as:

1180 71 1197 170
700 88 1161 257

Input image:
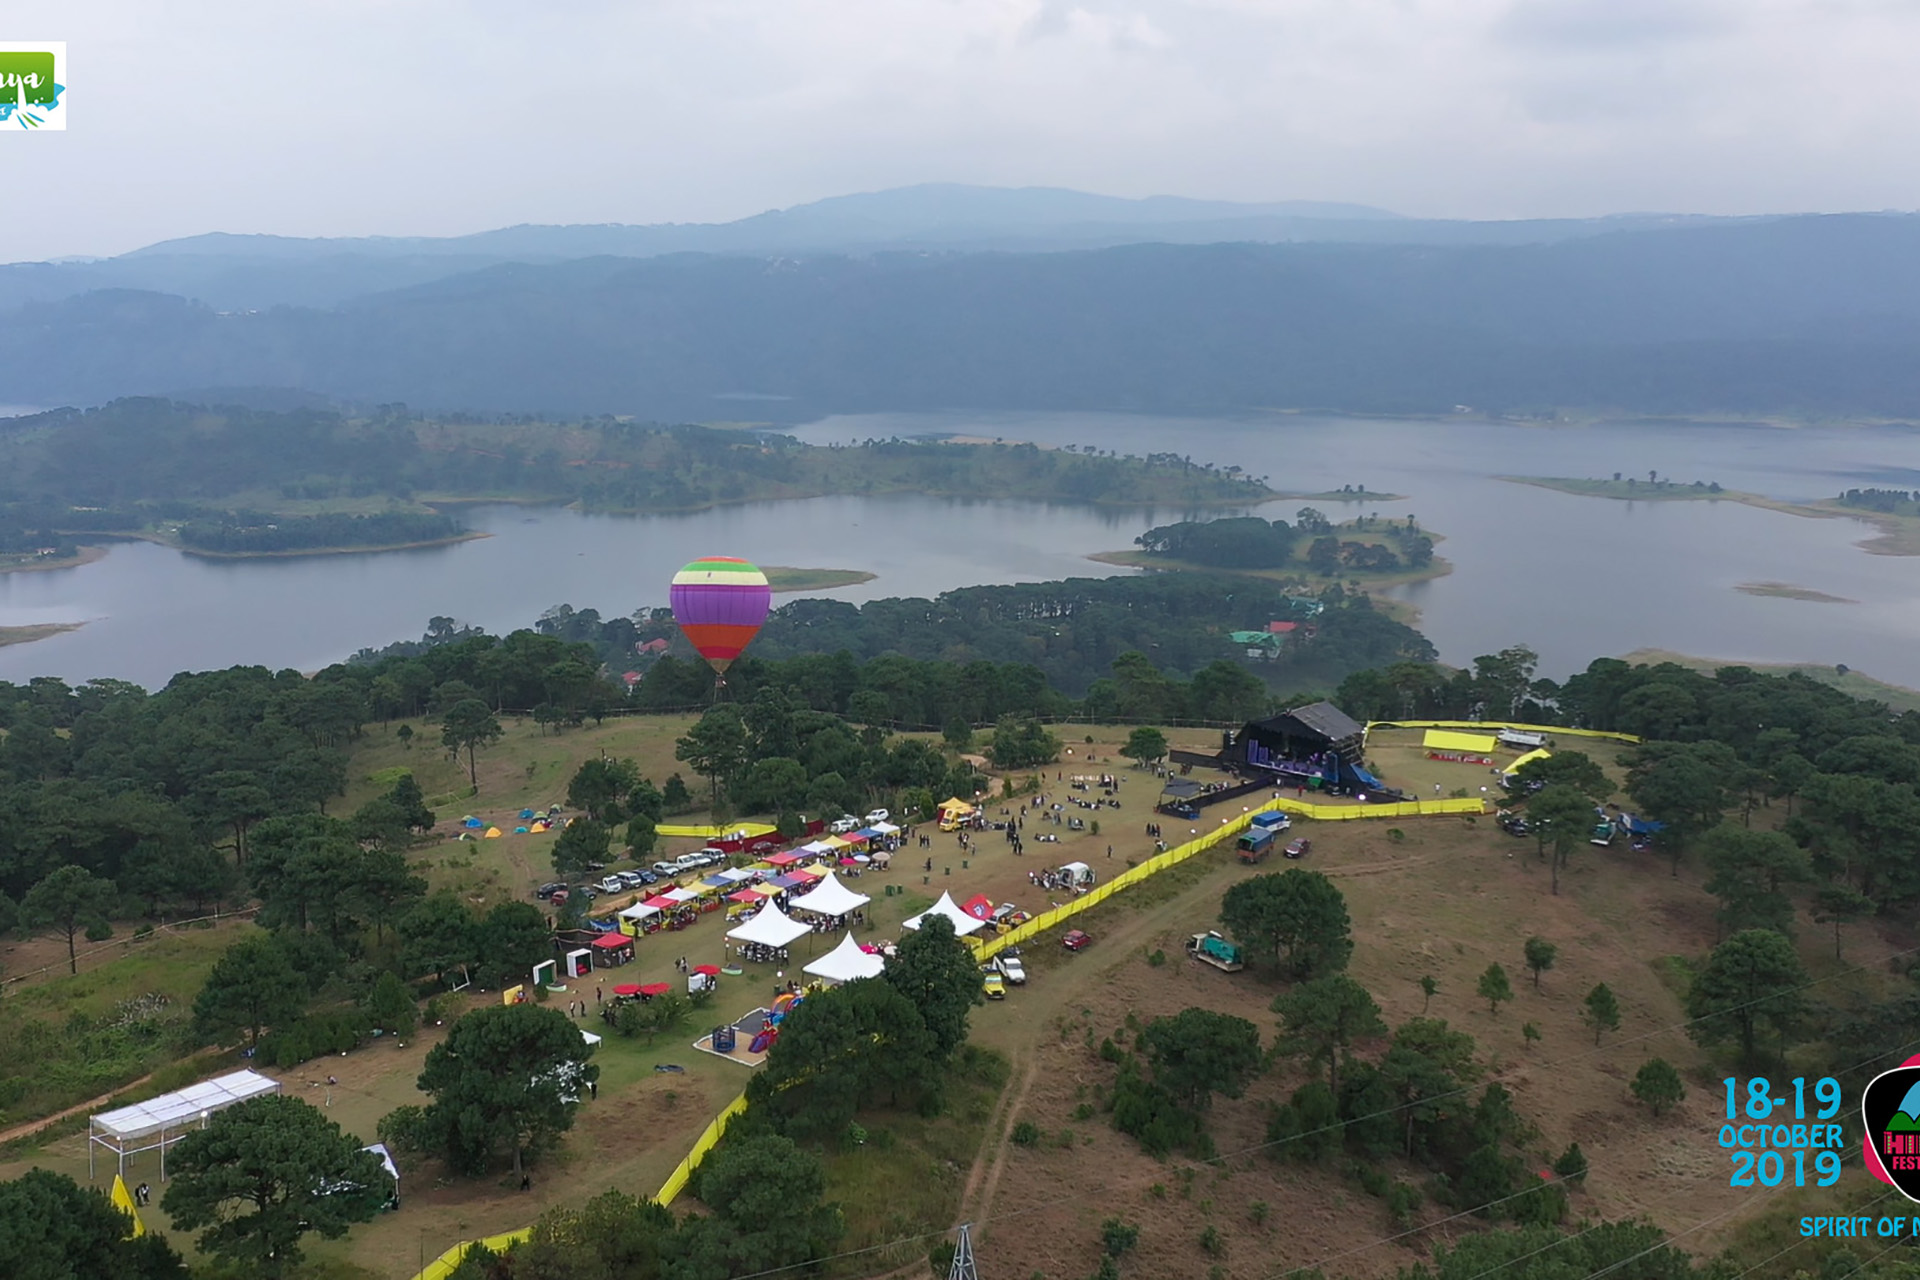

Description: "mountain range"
1 185 1915 421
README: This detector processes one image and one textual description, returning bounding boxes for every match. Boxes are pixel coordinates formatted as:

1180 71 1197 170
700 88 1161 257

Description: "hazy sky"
8 0 1920 260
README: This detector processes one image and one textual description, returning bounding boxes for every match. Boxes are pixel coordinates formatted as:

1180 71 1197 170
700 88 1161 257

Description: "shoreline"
1498 476 1920 557
0 545 109 575
0 621 86 649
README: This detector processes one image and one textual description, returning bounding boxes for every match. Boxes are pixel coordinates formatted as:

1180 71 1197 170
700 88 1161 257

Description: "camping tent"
901 891 987 937
484 826 502 838
804 932 886 984
789 871 871 918
725 901 813 949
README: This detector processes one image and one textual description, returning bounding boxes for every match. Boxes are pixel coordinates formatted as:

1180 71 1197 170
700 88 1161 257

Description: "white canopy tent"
619 903 660 926
725 901 813 949
663 887 701 904
580 1028 604 1047
804 932 886 984
715 868 757 884
789 871 870 918
870 821 901 835
90 1069 282 1182
799 840 836 856
901 891 987 937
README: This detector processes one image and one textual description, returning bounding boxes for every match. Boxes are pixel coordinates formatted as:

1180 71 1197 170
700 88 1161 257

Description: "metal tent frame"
88 1069 282 1182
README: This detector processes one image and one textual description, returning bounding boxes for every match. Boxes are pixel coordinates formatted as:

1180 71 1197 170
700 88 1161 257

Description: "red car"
1063 929 1092 951
1285 838 1311 860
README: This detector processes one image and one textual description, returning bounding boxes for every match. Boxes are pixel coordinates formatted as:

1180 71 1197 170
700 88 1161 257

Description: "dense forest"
0 400 1269 551
11 216 1920 417
462 575 1437 701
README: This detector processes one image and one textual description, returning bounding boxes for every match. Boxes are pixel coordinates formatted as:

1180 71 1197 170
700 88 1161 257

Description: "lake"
2 410 1919 689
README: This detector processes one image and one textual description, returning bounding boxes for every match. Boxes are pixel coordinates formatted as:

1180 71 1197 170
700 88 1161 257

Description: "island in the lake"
0 621 86 648
1736 581 1857 604
763 566 877 592
1501 475 1920 556
0 546 109 575
1089 511 1449 625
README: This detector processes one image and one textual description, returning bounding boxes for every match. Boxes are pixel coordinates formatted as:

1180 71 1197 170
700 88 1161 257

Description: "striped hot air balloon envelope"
670 556 772 675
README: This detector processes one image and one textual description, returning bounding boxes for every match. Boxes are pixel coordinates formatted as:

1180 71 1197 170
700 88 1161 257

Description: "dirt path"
0 1072 158 1147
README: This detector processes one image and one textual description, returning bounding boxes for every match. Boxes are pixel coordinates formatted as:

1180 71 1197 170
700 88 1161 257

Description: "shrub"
1100 1218 1140 1257
1249 1199 1269 1225
1386 1181 1421 1228
1073 1103 1095 1121
1099 1037 1123 1063
1199 1225 1224 1257
1011 1121 1042 1147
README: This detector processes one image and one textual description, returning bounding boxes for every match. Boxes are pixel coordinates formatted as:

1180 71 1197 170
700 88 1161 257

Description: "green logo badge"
0 51 56 106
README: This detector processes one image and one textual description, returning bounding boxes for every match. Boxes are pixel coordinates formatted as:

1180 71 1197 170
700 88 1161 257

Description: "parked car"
1498 813 1530 837
1062 929 1092 952
597 876 626 894
981 968 1006 1000
615 870 647 889
672 853 709 872
535 881 567 900
829 815 861 834
572 885 599 902
1284 838 1311 860
635 868 659 885
652 861 680 875
549 887 570 905
864 808 891 825
997 952 1026 984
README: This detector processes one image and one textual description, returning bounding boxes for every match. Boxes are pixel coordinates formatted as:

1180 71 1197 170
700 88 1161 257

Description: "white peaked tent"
789 871 870 918
804 932 887 984
726 901 813 948
901 890 987 937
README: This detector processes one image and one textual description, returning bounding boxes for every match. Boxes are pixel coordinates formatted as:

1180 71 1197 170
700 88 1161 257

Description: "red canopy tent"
642 895 678 911
788 867 823 883
637 982 672 997
591 933 635 965
764 851 803 867
691 964 722 976
612 983 644 996
960 893 996 920
726 889 762 904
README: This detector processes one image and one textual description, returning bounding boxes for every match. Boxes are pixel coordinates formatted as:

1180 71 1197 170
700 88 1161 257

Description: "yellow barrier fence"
655 822 778 839
1365 719 1641 745
410 791 1484 1279
654 1091 750 1206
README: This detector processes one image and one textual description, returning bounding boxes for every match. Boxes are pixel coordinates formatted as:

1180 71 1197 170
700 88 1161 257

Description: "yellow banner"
1367 719 1640 745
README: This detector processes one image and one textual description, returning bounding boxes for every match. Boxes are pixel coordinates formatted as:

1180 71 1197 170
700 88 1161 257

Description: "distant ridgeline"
0 400 1271 548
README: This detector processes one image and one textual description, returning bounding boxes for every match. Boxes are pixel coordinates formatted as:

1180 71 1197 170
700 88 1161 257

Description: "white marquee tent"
789 871 870 918
901 890 987 937
90 1069 282 1181
726 901 813 948
804 932 886 984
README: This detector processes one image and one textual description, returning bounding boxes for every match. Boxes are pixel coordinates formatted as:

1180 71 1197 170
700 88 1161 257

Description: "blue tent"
519 808 536 820
464 817 483 829
1620 814 1665 835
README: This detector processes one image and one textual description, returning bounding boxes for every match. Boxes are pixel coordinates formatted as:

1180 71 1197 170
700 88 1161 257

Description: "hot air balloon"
670 556 771 684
